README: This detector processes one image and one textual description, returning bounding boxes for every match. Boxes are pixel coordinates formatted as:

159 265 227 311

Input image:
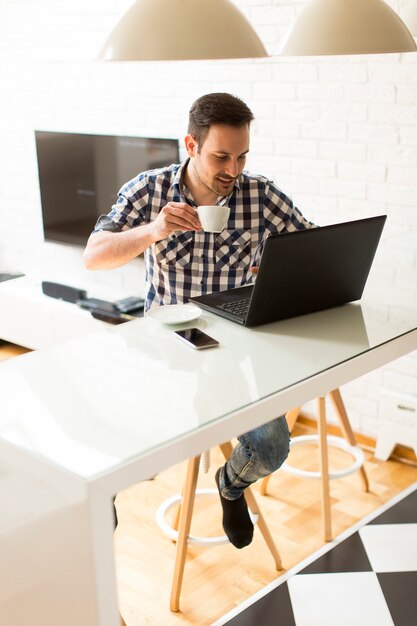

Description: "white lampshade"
280 0 417 56
402 1 417 36
98 0 267 61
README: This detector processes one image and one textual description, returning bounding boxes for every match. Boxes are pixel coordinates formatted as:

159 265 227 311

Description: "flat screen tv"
35 130 180 246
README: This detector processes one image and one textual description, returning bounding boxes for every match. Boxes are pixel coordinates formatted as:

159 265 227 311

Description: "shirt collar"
171 159 188 192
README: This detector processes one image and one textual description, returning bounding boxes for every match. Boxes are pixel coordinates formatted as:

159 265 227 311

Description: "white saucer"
146 304 202 325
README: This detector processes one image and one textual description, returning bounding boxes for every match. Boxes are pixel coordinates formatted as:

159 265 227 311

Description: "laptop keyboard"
219 298 251 318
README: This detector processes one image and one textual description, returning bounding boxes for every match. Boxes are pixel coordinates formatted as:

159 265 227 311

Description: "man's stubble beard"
192 157 224 198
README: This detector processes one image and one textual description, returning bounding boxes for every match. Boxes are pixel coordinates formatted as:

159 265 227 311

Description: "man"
84 92 314 549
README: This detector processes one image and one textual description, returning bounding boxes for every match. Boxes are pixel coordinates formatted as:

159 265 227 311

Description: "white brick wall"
0 0 416 438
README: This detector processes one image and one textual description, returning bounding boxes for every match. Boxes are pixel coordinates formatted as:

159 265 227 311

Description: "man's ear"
184 134 198 158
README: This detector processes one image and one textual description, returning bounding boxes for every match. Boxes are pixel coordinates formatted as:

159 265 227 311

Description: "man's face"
187 123 250 198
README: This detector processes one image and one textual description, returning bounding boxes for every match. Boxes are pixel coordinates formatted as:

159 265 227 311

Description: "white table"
1 226 417 626
0 276 117 349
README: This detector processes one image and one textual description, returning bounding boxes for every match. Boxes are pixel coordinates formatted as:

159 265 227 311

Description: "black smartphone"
174 328 219 350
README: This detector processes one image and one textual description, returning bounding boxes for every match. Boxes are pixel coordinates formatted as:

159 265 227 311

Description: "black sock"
215 468 254 549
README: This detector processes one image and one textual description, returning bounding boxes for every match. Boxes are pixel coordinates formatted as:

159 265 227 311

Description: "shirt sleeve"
92 173 151 233
263 180 316 235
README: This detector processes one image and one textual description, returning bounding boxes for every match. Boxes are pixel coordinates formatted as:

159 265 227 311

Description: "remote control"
114 296 145 313
77 297 116 312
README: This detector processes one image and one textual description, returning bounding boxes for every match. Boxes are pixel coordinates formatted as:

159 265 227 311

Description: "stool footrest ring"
156 488 258 546
281 435 365 480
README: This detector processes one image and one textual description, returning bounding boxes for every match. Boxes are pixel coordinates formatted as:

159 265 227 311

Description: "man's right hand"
150 202 202 241
84 202 202 271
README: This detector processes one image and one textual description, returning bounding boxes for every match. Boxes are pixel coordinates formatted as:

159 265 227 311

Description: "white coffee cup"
197 205 230 233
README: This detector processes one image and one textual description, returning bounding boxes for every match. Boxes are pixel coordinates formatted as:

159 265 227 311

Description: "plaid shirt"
94 159 315 311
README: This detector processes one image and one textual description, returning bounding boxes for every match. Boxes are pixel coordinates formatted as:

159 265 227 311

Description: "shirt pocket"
154 231 193 268
215 229 252 270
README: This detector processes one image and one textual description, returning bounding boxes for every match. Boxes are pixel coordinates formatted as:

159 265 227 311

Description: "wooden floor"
2 342 416 625
0 341 30 360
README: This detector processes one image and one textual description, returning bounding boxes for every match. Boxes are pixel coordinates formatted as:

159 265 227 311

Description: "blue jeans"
218 416 290 500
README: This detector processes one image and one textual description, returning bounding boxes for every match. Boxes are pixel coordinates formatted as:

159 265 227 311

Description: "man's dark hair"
188 93 254 148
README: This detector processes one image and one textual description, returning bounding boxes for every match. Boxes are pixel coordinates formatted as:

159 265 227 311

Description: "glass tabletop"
0 226 416 481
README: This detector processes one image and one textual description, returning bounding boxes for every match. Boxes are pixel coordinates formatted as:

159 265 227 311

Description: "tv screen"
35 131 180 246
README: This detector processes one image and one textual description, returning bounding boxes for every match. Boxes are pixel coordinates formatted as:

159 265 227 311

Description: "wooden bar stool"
157 440 283 612
261 388 369 542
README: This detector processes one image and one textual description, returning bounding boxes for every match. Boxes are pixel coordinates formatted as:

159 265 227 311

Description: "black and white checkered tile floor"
214 482 417 626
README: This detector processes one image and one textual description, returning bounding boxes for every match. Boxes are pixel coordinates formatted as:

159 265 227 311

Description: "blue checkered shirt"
94 159 315 311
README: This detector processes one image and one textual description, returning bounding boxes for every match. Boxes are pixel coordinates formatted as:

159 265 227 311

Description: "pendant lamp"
403 1 417 36
98 0 267 61
280 0 417 55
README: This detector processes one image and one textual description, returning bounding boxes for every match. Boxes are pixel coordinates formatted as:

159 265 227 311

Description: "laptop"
189 215 387 327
